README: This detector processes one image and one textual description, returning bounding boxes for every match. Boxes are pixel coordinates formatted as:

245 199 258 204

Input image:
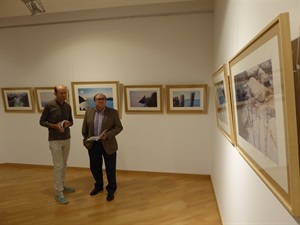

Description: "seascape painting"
39 91 54 107
77 87 114 111
71 81 119 118
34 87 61 112
166 84 208 113
123 85 163 113
172 91 201 108
129 91 157 107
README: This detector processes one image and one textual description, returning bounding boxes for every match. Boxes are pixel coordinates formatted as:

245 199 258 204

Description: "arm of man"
81 110 89 139
64 104 74 128
39 103 64 132
81 108 95 150
103 109 123 140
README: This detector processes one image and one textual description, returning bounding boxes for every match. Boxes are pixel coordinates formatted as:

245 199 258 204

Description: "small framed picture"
123 85 163 113
1 87 35 112
34 87 55 112
166 84 208 114
34 87 70 112
212 64 235 144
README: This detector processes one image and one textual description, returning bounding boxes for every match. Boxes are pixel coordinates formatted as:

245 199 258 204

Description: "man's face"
94 94 106 110
55 86 67 102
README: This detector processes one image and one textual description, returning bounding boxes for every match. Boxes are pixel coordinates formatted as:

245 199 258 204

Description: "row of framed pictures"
1 83 208 116
211 13 300 216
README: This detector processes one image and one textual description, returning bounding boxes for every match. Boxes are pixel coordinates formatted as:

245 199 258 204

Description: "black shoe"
106 193 114 201
90 187 103 196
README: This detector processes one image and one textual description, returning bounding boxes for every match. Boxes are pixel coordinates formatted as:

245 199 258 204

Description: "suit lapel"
91 108 96 133
101 108 109 130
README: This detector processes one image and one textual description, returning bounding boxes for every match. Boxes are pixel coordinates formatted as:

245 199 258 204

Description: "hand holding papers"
58 120 69 133
59 120 68 129
87 129 108 141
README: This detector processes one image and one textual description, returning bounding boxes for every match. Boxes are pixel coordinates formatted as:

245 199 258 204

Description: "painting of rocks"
234 59 278 164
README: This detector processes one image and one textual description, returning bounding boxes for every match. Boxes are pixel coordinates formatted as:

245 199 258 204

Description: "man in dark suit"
82 93 123 201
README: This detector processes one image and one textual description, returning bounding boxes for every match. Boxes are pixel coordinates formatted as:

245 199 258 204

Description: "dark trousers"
88 141 117 194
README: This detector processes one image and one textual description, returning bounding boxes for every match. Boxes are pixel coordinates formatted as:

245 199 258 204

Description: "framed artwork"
123 85 163 113
212 64 235 144
166 84 208 114
71 81 120 118
228 13 300 216
34 87 70 112
34 87 55 112
291 37 300 157
1 87 35 112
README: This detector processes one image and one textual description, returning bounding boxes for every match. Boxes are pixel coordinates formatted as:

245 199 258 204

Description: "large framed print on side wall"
212 64 235 145
291 37 300 165
1 87 35 112
71 81 120 118
166 84 208 114
123 85 163 113
228 13 300 216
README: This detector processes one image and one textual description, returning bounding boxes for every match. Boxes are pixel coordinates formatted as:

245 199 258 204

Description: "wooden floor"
0 164 222 225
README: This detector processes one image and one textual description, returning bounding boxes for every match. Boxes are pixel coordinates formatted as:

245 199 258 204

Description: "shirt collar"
95 107 105 114
55 99 65 105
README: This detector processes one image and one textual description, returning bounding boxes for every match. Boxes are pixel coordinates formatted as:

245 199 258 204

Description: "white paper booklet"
59 120 67 129
87 129 108 141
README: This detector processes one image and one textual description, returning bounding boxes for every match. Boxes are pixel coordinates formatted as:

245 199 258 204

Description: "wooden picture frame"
1 87 35 112
212 64 235 144
228 13 300 216
291 37 300 162
34 87 55 112
71 81 120 118
123 85 163 113
166 84 208 114
34 87 70 112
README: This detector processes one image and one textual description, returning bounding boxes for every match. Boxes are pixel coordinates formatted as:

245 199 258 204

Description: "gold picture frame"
212 64 235 145
34 87 55 113
228 13 300 216
1 87 35 112
71 81 120 118
123 85 163 113
166 84 208 114
34 87 70 113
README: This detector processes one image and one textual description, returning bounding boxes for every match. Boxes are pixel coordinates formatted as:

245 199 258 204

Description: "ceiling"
0 0 195 19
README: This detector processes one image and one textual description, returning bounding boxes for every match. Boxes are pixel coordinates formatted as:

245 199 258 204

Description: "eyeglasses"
95 98 106 101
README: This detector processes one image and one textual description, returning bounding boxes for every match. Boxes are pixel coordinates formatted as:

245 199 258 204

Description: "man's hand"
100 133 107 140
57 120 69 133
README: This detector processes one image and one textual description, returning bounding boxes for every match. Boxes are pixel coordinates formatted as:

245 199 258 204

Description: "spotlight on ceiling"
21 0 46 16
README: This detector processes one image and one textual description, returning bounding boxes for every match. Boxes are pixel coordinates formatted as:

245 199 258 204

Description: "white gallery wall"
212 0 300 225
0 3 214 175
1 0 300 224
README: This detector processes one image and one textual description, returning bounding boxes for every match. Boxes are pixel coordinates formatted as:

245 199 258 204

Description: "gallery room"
0 0 299 224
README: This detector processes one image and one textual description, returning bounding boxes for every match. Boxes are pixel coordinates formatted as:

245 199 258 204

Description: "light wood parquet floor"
0 164 222 225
